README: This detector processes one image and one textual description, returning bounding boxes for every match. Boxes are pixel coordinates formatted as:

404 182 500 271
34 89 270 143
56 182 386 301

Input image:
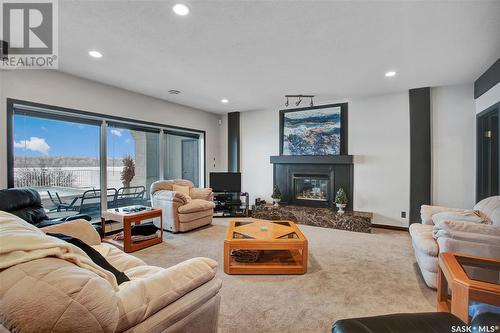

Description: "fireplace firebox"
293 175 329 202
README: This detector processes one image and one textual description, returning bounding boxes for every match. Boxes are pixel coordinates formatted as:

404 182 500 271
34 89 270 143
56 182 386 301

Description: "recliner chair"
0 188 100 233
150 180 215 233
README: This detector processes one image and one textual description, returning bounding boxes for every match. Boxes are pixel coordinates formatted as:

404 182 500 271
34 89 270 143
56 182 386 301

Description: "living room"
0 1 499 332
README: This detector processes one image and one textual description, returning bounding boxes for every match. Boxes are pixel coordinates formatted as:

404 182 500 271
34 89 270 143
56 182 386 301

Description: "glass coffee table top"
456 255 500 285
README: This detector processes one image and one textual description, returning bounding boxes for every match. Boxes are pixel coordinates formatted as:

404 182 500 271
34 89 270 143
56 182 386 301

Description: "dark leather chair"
0 188 102 236
332 311 500 333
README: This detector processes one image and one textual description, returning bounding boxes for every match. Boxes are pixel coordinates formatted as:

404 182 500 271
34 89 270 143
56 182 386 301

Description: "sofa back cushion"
150 179 194 194
474 196 500 226
0 188 47 225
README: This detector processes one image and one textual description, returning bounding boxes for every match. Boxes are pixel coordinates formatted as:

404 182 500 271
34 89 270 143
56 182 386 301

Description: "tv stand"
213 192 249 217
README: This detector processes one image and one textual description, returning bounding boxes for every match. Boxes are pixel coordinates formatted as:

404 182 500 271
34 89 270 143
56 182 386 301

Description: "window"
164 131 201 187
8 99 205 221
12 109 102 220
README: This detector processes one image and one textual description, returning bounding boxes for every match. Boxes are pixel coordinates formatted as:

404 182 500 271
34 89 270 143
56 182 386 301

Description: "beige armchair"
150 180 215 233
0 213 222 333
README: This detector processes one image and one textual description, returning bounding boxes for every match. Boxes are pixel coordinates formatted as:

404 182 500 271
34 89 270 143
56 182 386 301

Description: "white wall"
349 93 410 227
240 92 411 227
0 70 225 188
431 84 475 208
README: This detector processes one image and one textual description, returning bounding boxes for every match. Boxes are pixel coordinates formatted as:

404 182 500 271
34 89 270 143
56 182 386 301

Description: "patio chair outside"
116 186 146 207
47 190 79 212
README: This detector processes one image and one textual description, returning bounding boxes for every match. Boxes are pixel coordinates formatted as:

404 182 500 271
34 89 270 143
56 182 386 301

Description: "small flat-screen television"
210 172 241 192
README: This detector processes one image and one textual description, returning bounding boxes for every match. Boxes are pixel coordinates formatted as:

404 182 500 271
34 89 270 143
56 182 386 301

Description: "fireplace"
270 155 353 209
293 174 329 202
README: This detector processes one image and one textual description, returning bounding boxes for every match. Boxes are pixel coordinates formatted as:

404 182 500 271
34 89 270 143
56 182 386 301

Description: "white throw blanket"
0 210 118 290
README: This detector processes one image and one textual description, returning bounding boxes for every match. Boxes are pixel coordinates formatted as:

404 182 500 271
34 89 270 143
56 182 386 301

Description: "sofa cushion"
93 242 146 272
116 257 218 332
42 219 102 246
178 209 213 223
474 196 500 226
173 184 191 199
432 210 487 225
409 223 438 256
178 199 215 214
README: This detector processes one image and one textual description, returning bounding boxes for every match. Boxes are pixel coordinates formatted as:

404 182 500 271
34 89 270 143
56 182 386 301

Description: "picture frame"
279 103 348 156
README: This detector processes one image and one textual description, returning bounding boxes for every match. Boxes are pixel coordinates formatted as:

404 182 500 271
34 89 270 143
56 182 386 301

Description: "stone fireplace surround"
270 155 354 209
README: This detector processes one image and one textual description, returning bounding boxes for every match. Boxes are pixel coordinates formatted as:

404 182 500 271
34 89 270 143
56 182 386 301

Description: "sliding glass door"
164 131 201 187
9 100 205 222
107 123 160 208
12 109 102 219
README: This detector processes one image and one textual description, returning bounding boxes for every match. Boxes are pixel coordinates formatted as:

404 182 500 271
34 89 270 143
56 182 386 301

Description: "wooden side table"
101 207 163 253
437 252 500 323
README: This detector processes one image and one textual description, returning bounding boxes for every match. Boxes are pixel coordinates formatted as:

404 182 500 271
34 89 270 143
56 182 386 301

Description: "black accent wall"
474 57 500 99
409 87 431 224
228 112 240 172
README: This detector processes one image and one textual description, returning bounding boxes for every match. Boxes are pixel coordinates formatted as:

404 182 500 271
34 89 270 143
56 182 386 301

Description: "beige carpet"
134 219 435 333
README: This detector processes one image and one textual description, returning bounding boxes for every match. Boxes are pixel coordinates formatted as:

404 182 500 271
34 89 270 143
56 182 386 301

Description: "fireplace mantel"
270 155 353 165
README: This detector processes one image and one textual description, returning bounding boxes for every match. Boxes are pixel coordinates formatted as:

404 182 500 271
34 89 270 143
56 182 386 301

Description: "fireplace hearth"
270 155 353 209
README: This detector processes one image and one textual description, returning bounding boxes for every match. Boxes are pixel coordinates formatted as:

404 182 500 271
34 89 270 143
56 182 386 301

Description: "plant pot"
273 199 280 207
336 203 346 215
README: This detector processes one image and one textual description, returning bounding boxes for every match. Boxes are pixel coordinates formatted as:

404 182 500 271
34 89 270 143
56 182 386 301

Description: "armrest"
433 220 500 256
152 190 189 205
433 219 500 237
116 257 219 332
190 187 213 201
420 205 466 225
41 219 102 246
52 214 92 222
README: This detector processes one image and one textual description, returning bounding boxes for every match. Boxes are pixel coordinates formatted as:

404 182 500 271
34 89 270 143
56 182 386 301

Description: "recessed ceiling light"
385 71 397 77
221 99 229 104
88 50 103 58
173 3 190 16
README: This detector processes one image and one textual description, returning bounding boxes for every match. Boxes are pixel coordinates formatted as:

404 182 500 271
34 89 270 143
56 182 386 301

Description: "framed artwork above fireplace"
279 103 348 156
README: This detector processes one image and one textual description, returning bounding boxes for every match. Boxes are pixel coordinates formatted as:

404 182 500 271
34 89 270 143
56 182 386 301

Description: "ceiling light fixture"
173 3 190 16
284 95 315 108
168 89 181 95
88 50 103 58
221 98 229 104
385 71 397 77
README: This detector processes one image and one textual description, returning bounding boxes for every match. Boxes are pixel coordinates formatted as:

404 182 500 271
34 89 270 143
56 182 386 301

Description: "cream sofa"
0 212 222 333
409 196 500 289
150 180 215 233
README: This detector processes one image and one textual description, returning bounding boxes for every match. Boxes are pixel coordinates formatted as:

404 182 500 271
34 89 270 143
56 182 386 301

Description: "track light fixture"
284 95 315 108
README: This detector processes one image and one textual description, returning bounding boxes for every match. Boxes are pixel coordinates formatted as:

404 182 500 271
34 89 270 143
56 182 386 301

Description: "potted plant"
271 185 282 207
335 188 348 215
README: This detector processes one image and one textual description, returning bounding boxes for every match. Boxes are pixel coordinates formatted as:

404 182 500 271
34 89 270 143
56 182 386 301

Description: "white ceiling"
59 0 500 114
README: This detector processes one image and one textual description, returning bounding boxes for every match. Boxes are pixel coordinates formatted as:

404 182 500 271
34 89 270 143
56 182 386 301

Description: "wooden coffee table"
224 218 308 275
101 207 163 253
437 252 500 323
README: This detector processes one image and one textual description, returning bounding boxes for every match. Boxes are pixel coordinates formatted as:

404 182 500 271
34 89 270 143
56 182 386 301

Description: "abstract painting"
281 105 342 155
